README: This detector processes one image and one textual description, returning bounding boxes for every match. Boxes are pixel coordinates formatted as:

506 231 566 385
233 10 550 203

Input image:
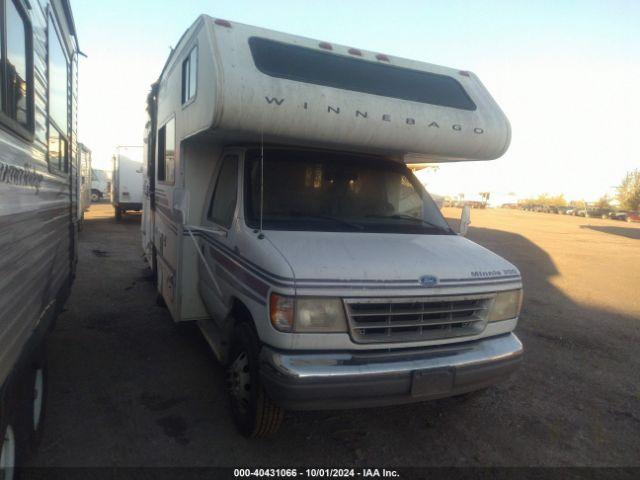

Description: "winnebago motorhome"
0 0 80 473
112 146 143 221
142 15 522 437
78 143 92 221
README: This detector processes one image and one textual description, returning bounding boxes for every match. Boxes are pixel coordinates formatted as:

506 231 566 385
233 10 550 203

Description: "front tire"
227 322 283 437
114 207 122 222
0 424 17 480
24 346 48 452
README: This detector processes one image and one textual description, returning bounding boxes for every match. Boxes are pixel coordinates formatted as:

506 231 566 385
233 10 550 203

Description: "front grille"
344 294 494 344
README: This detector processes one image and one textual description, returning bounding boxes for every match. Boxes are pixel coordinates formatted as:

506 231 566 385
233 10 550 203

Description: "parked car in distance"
626 211 640 223
608 211 628 221
545 206 562 214
586 208 612 219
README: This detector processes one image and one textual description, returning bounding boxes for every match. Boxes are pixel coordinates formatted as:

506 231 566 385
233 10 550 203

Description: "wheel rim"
33 368 44 430
0 425 16 480
228 351 251 416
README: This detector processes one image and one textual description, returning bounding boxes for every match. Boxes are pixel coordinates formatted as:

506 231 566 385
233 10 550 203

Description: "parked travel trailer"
78 143 92 221
111 146 143 221
90 168 110 201
142 15 522 437
0 0 80 472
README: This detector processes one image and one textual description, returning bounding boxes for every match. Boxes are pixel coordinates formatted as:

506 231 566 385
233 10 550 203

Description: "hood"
264 231 520 289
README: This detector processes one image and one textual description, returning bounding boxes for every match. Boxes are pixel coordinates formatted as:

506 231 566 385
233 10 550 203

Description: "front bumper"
260 333 523 410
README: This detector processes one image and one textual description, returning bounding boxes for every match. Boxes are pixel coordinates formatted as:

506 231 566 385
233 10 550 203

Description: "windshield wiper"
365 214 452 233
286 212 365 230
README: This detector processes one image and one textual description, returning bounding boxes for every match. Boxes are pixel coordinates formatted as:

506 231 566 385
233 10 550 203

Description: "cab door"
198 153 240 323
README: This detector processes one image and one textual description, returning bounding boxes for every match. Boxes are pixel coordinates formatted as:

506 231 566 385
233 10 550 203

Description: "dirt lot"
26 204 640 468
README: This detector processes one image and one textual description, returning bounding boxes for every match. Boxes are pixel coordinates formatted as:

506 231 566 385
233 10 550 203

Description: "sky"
73 0 640 202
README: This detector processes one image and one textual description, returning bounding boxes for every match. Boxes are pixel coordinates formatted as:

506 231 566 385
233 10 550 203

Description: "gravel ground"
25 204 640 468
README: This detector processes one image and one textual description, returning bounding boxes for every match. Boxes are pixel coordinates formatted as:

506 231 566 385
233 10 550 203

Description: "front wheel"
0 424 16 480
114 207 122 222
25 345 48 451
227 322 284 437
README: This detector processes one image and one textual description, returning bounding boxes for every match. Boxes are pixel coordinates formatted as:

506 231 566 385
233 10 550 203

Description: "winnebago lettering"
264 96 486 134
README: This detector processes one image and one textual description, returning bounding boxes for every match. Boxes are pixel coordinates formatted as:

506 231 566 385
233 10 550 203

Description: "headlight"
295 298 347 332
269 294 347 333
487 289 523 322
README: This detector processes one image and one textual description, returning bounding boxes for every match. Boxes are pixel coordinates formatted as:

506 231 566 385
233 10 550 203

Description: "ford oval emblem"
419 275 438 287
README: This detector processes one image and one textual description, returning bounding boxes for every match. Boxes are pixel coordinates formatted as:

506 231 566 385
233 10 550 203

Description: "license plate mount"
411 368 454 397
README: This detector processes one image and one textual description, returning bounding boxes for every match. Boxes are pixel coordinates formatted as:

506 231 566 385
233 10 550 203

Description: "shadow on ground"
579 224 640 240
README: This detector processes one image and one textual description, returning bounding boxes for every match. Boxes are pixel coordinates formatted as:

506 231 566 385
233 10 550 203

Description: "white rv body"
112 146 143 219
154 18 510 164
0 0 80 465
143 16 522 430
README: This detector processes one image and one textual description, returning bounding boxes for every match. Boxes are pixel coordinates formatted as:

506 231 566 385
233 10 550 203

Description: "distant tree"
617 169 640 211
553 194 567 207
520 193 567 207
595 195 612 210
479 192 490 206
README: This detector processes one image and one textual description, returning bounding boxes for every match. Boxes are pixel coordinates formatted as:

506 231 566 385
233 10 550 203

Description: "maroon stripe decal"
211 249 270 297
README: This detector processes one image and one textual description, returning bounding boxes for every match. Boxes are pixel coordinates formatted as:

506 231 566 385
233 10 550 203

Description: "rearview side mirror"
459 205 471 236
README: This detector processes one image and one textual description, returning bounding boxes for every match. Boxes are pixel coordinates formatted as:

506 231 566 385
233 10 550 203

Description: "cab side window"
207 155 238 228
157 118 175 184
181 45 197 104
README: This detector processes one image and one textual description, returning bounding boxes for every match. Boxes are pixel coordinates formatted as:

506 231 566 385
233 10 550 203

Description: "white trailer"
111 146 143 221
78 143 92 221
90 168 110 202
142 15 522 437
0 0 80 473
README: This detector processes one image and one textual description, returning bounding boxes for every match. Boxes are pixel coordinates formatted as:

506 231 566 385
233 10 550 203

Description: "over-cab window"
207 155 238 228
0 0 33 135
157 118 175 184
48 16 69 173
181 46 197 104
249 37 476 111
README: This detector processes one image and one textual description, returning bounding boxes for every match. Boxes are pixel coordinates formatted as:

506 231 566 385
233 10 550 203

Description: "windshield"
244 149 452 234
